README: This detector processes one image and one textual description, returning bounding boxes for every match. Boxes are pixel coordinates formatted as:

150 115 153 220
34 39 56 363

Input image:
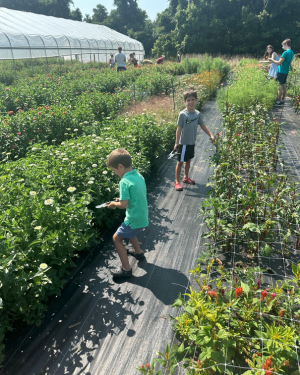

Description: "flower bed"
0 58 230 365
138 61 300 374
0 112 175 364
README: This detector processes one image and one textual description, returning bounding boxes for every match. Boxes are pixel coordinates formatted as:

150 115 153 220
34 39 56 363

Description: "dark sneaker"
127 250 145 260
110 267 132 278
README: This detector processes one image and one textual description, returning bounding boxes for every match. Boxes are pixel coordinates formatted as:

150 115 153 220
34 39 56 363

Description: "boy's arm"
200 123 215 142
175 125 182 148
269 57 285 66
108 200 128 209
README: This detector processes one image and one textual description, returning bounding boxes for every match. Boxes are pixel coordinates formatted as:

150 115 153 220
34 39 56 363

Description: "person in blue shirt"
269 38 294 105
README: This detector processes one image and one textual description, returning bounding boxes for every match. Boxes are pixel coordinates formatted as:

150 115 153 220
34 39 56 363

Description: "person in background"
263 45 279 78
109 53 115 69
156 55 165 65
269 38 294 105
142 59 153 65
177 51 181 63
127 52 139 68
115 46 126 72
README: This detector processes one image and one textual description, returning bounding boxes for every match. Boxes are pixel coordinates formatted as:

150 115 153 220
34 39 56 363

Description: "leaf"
241 281 250 297
292 262 298 276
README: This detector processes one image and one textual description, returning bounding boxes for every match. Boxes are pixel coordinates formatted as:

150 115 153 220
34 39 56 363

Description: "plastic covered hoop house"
0 7 145 64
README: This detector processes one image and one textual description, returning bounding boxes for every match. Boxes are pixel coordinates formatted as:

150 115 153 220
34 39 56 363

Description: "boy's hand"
174 144 179 150
210 135 215 143
107 201 117 210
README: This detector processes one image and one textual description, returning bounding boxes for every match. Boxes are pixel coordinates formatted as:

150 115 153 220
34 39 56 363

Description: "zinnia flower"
92 164 97 168
279 309 284 317
88 181 94 184
8 111 13 115
34 226 42 230
39 263 48 269
44 198 54 205
207 290 218 299
29 191 37 196
67 187 76 192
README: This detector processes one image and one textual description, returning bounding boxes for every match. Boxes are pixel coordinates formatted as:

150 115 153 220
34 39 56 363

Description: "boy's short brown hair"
282 39 291 47
184 89 197 101
106 148 132 169
118 46 122 52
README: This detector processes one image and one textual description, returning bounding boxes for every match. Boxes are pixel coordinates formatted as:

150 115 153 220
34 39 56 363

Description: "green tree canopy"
70 7 82 21
152 0 300 57
0 0 74 18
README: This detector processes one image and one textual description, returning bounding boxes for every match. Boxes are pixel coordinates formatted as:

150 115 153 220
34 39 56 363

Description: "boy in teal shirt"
106 148 148 278
269 38 294 105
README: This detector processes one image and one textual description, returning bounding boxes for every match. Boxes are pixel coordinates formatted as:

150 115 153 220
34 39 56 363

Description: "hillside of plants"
0 57 230 365
138 61 300 374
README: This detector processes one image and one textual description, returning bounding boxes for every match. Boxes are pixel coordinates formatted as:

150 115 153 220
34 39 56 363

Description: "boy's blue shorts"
116 222 143 239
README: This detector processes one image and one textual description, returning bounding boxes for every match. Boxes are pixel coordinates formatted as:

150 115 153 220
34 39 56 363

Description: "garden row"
138 61 300 374
0 59 230 365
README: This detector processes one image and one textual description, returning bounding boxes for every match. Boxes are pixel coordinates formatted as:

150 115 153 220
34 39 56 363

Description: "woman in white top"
263 45 279 78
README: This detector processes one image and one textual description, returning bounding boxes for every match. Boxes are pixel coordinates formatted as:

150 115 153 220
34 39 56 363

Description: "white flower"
32 147 38 151
67 128 71 131
89 177 95 180
34 226 42 230
67 187 76 193
71 161 76 165
69 143 74 145
81 154 86 157
39 263 48 270
44 198 54 205
0 298 2 307
84 121 88 124
74 129 78 132
6 152 11 155
102 171 108 175
29 191 37 196
88 180 94 184
61 142 65 145
92 164 97 168
18 179 24 182
63 158 68 161
29 164 36 167
47 175 52 178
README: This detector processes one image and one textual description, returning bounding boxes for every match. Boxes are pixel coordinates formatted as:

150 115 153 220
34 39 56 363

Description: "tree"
91 4 108 24
0 0 74 19
83 14 93 23
151 0 300 56
70 7 82 21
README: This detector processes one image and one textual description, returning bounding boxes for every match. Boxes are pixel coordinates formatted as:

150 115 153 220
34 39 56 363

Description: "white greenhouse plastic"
0 7 145 64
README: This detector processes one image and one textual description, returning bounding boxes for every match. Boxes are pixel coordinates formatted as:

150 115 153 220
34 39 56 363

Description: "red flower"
11 145 15 149
18 109 23 112
279 309 284 317
5 87 9 90
207 290 218 298
63 112 66 114
8 111 13 115
220 289 225 296
235 287 243 298
261 289 268 301
29 140 32 143
38 112 42 115
38 129 42 132
17 132 21 135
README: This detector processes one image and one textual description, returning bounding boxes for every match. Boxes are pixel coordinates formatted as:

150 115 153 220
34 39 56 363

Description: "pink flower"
8 111 13 115
17 132 21 135
18 109 23 112
271 292 276 299
11 145 15 149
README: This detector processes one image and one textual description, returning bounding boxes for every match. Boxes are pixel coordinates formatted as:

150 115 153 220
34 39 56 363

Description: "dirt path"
2 99 222 375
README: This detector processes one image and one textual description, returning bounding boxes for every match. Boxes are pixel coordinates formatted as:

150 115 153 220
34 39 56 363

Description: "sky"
72 0 169 21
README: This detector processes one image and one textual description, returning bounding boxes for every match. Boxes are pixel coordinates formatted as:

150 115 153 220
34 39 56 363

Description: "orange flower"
207 290 218 299
146 363 150 369
235 287 243 298
279 309 284 317
261 289 268 301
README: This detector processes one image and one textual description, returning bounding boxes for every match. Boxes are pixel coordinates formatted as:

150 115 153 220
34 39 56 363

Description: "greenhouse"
0 7 145 66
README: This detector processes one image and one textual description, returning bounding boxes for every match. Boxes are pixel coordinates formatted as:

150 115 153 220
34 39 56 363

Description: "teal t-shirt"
119 169 149 229
278 49 294 74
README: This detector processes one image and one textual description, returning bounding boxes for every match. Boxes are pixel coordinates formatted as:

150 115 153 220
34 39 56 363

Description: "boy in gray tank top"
174 89 215 191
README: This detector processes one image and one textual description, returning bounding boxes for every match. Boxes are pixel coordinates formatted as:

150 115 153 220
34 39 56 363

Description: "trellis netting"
0 7 144 65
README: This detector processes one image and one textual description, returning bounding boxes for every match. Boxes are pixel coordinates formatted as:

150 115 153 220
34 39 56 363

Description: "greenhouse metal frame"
0 7 145 73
